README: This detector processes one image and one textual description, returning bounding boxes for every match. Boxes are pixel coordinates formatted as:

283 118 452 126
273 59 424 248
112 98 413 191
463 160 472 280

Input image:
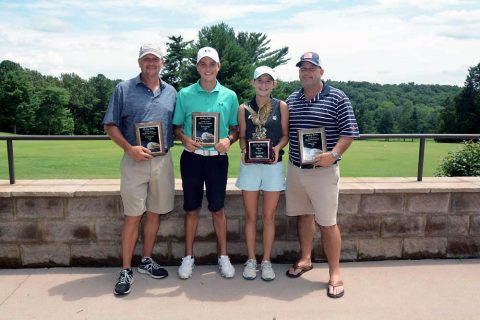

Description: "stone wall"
1 177 479 267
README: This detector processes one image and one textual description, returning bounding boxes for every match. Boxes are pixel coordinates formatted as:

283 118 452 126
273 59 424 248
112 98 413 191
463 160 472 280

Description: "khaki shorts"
120 152 175 216
285 161 340 226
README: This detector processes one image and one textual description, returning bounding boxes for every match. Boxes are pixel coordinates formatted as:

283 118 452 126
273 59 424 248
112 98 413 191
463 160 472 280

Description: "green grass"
0 138 461 179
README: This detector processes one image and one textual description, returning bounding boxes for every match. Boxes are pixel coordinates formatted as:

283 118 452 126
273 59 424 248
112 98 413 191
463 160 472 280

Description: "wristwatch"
228 137 235 145
331 150 342 161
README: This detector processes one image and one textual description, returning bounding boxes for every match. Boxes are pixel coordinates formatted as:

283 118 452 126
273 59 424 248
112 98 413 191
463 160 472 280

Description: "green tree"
236 32 289 68
439 97 457 133
0 68 34 133
376 102 396 133
439 63 480 134
161 35 195 91
60 73 98 134
89 74 119 134
35 86 74 135
164 23 289 101
191 23 253 101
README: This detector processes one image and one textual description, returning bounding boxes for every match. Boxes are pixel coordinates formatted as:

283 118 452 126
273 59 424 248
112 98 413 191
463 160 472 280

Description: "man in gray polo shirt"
103 43 177 296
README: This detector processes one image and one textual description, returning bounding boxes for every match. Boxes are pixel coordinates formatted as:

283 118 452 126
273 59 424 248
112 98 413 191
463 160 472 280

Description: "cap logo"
303 52 313 59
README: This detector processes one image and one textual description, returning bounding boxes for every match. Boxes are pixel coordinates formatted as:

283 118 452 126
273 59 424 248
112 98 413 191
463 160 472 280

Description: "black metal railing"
1 134 479 184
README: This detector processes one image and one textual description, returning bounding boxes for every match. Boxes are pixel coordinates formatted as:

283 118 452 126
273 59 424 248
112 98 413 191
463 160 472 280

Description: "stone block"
156 217 184 240
341 240 358 261
0 222 39 242
358 238 403 260
273 216 288 240
151 242 170 265
426 215 470 236
225 195 247 217
223 241 247 263
95 221 124 242
170 242 186 262
313 239 357 262
312 238 325 261
68 197 116 219
406 193 449 214
447 237 480 258
338 216 382 237
338 194 361 215
382 216 426 237
190 217 240 241
471 215 480 235
286 216 298 240
170 195 185 216
21 244 70 266
71 244 121 266
277 195 286 214
0 244 20 267
250 216 288 240
451 193 480 213
16 197 63 219
360 194 404 215
270 240 300 263
403 237 447 258
43 222 92 242
0 198 13 219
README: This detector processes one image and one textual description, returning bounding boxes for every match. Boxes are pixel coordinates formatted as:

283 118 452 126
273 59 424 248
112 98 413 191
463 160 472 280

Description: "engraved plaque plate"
135 122 166 156
192 112 220 148
298 127 326 165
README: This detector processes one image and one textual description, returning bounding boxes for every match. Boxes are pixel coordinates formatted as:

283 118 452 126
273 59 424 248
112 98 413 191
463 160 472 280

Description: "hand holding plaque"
135 122 166 156
298 128 327 165
192 112 220 148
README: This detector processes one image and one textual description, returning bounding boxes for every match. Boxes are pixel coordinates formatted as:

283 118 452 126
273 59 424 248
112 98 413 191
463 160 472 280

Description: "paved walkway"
1 259 479 320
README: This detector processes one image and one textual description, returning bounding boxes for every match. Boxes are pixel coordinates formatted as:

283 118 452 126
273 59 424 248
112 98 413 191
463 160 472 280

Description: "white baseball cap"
253 66 277 81
197 47 220 64
139 43 163 59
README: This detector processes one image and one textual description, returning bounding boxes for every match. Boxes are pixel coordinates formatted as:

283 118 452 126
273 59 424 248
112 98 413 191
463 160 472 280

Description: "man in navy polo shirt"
103 43 176 295
285 52 359 299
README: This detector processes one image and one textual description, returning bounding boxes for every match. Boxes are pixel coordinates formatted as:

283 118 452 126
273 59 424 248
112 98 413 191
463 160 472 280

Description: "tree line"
0 23 478 136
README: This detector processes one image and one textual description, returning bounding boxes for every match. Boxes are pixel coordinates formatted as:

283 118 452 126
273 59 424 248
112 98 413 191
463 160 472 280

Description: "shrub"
436 141 480 176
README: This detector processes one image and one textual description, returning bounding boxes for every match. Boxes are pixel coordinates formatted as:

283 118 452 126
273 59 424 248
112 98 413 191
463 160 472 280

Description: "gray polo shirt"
103 74 177 148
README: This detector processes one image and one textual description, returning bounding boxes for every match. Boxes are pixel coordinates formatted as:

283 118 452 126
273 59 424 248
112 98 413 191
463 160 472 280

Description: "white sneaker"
260 261 275 281
242 259 257 280
218 255 235 278
178 256 195 279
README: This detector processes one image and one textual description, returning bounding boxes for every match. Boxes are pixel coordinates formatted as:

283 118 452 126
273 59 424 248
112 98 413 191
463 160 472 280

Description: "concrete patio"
1 259 479 320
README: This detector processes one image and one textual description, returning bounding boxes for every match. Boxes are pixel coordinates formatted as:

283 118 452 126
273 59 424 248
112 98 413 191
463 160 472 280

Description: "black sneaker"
114 269 133 296
137 257 168 279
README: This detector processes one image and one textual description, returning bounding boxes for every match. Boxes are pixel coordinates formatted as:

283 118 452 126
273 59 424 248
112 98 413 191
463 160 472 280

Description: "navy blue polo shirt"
286 81 359 166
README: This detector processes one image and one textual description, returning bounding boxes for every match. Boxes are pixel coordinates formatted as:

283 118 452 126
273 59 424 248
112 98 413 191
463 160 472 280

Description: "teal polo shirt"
172 80 239 150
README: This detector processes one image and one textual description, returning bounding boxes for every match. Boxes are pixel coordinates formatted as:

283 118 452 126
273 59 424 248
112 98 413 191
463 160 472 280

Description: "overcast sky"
1 0 479 86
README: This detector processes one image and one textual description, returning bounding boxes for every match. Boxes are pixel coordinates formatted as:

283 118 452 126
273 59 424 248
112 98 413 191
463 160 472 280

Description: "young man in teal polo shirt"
173 47 239 279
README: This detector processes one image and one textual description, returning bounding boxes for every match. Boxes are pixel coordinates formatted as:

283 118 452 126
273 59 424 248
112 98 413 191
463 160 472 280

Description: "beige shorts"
285 161 340 226
120 152 175 216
